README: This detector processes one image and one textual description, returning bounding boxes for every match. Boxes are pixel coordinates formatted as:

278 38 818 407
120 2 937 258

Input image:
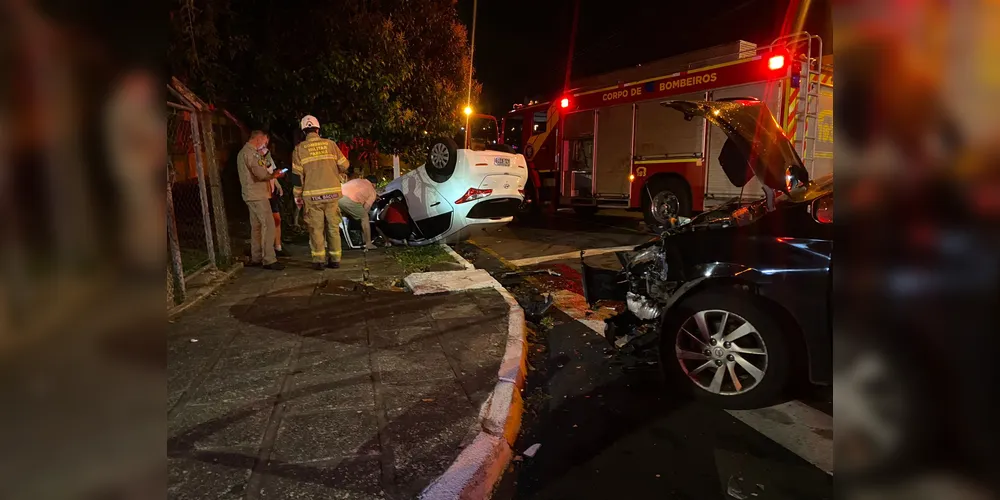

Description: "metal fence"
167 82 233 305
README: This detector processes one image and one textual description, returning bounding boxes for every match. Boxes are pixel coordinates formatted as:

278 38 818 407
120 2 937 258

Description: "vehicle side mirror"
812 195 833 224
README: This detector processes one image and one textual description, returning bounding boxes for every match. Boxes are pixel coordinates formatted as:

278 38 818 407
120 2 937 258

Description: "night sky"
458 0 831 116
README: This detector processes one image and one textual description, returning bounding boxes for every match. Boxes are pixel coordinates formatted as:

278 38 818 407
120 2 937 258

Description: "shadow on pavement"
169 280 509 499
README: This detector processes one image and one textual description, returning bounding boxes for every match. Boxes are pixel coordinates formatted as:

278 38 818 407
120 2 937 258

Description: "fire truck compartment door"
634 91 705 158
594 104 633 196
562 111 596 198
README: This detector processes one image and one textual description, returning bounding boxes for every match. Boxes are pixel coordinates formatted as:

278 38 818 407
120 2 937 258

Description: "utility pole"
464 0 477 149
467 0 477 107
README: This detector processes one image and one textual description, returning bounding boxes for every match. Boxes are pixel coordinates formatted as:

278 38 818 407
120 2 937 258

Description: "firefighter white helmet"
300 115 320 130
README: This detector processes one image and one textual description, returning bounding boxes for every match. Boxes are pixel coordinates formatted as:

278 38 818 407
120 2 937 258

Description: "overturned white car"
371 115 528 245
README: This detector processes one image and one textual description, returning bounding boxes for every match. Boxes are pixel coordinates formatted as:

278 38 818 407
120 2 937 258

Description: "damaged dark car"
583 99 833 409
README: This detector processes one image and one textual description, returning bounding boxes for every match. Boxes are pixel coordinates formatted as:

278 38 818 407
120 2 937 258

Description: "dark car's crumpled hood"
661 99 811 201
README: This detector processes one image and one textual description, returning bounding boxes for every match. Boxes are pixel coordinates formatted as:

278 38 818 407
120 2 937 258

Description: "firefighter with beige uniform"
292 115 350 270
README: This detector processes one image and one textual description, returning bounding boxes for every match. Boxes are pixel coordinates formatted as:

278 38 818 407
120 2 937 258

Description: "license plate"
493 157 511 167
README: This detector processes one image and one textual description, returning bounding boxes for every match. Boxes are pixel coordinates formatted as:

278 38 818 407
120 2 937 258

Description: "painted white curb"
418 245 527 500
440 242 477 270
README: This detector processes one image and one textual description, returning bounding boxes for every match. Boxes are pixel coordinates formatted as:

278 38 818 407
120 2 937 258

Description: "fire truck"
501 32 833 227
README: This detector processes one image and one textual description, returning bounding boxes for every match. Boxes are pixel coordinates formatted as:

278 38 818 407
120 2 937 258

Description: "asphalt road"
453 209 833 500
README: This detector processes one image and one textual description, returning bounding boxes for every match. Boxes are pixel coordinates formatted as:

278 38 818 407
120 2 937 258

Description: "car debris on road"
518 294 554 322
499 269 562 279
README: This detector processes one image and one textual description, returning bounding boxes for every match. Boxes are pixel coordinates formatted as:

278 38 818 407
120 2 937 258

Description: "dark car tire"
659 290 792 410
573 206 599 217
642 177 692 230
426 136 459 183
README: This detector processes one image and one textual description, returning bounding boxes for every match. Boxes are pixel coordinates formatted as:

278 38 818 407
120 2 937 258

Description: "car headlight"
630 245 662 267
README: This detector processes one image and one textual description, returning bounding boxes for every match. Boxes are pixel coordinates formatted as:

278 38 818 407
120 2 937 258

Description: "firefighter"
291 115 350 270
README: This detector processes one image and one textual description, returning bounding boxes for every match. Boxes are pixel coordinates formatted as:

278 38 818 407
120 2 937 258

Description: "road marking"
507 246 637 267
726 401 834 475
549 290 607 334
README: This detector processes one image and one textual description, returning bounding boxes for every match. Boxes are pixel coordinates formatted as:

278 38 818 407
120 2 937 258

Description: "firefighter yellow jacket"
291 132 350 202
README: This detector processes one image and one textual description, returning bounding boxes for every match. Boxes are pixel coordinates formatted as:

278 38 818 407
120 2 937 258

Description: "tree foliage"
168 0 479 161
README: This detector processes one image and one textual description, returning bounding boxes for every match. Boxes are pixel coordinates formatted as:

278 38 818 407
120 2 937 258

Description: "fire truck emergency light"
560 97 570 108
768 55 785 71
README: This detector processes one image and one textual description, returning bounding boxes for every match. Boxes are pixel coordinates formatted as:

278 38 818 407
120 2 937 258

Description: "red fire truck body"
501 33 833 226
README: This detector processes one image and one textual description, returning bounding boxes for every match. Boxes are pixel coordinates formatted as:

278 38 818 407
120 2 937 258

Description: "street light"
463 105 473 116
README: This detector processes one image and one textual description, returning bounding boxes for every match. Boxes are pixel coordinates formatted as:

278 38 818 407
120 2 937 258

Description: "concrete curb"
440 243 477 271
417 244 527 500
168 263 243 319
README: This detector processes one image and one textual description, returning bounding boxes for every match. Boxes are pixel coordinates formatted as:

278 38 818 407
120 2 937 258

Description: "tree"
168 0 479 165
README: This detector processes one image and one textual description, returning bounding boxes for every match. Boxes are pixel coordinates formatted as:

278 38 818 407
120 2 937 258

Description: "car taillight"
455 188 493 204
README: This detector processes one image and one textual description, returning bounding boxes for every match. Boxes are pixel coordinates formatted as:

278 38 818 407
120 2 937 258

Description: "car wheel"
660 290 791 409
573 206 599 217
642 177 691 229
426 136 459 183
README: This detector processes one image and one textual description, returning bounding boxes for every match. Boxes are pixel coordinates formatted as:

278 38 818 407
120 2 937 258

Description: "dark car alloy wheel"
661 291 791 409
674 309 768 395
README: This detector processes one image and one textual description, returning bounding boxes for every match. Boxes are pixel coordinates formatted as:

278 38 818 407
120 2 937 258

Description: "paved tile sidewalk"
168 248 510 499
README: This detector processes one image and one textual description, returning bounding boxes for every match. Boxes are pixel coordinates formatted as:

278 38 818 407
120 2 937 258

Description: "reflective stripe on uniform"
292 162 303 174
302 186 342 196
301 154 340 165
311 250 327 257
328 249 342 257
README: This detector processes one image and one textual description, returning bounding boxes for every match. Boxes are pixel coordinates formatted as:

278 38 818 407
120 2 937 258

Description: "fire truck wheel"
642 177 691 229
426 136 458 183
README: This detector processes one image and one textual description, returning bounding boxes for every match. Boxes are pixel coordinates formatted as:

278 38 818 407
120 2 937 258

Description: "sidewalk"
168 246 510 499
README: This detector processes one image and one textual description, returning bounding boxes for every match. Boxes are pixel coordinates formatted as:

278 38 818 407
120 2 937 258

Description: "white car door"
397 168 454 237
